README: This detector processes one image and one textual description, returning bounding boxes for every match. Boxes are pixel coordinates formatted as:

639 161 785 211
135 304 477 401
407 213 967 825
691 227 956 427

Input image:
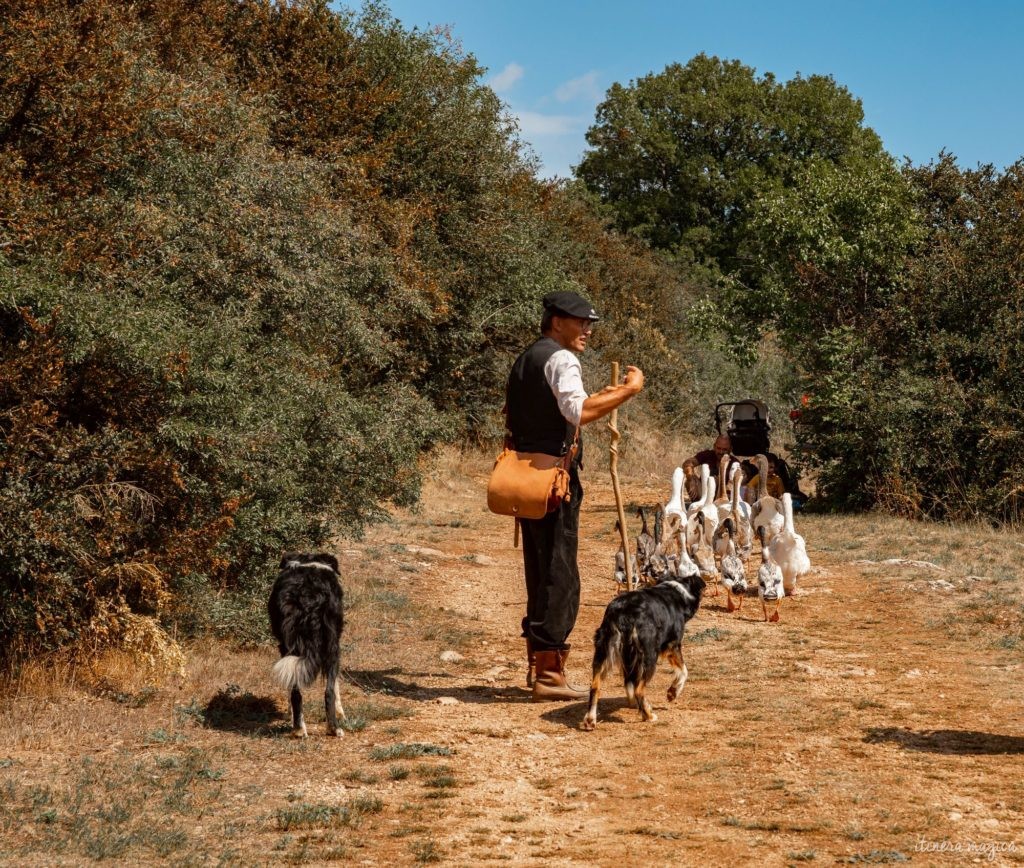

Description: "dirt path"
3 451 1024 866
361 454 1024 865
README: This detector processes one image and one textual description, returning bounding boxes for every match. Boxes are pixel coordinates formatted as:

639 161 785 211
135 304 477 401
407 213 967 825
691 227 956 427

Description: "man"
685 435 738 498
505 290 643 701
689 434 735 475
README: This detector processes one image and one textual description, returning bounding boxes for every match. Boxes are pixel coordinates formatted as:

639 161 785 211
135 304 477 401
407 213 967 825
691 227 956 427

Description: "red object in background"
789 409 802 421
800 393 811 407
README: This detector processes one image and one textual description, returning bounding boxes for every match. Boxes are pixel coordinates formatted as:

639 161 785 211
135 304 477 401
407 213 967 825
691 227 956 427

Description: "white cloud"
554 70 603 104
513 109 586 137
488 62 524 93
509 110 591 179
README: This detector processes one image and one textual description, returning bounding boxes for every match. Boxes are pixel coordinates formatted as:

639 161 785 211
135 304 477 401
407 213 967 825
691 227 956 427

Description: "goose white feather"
750 454 784 545
768 492 810 596
687 465 719 549
728 462 753 565
665 466 685 520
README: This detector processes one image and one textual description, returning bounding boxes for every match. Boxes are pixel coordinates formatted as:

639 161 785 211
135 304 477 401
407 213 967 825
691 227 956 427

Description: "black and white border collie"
582 564 705 731
268 552 346 738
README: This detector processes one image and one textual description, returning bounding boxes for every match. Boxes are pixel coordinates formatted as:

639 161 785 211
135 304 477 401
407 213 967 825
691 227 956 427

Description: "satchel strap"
562 427 580 470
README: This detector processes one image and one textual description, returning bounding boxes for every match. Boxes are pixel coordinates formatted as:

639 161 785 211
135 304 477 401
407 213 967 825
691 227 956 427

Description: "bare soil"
3 450 1024 866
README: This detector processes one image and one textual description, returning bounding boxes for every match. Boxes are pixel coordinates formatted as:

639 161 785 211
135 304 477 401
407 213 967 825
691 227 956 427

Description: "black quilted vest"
505 337 579 458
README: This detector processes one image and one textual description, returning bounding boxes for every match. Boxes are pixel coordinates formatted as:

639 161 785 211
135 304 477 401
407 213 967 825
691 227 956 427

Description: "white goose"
728 462 754 567
750 454 784 546
719 461 751 524
757 525 785 622
662 511 699 580
713 454 731 514
768 492 810 596
687 464 719 550
665 466 685 521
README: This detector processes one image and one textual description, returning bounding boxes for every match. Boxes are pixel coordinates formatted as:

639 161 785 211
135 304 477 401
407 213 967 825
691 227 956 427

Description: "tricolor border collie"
268 552 346 737
582 565 705 730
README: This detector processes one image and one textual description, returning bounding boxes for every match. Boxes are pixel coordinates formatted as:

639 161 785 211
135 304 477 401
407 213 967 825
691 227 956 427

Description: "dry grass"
800 511 1024 647
2 445 1024 865
0 502 473 865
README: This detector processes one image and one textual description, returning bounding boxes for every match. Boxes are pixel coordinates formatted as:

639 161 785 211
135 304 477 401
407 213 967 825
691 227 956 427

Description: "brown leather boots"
531 647 588 702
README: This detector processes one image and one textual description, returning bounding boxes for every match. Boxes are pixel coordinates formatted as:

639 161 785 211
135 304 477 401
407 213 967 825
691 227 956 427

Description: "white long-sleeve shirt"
543 349 588 427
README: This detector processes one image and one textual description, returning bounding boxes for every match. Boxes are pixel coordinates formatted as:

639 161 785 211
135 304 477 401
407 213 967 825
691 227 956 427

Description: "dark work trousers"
519 462 583 651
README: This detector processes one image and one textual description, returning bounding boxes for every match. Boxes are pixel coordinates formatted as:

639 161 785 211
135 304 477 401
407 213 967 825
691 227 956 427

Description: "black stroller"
715 400 771 458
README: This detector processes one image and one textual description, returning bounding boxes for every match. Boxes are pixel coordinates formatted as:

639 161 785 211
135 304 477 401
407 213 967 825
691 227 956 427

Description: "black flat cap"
542 290 600 321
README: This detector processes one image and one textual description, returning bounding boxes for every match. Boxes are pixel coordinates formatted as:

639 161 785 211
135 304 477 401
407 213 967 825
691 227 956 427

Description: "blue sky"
379 0 1023 179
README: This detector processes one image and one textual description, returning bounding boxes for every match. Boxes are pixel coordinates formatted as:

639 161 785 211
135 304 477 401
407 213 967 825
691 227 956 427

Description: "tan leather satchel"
487 450 571 519
486 430 579 520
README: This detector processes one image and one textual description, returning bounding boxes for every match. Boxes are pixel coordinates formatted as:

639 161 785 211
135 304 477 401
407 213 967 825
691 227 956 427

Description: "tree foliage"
579 52 1024 522
0 0 689 663
577 54 883 273
753 153 1024 520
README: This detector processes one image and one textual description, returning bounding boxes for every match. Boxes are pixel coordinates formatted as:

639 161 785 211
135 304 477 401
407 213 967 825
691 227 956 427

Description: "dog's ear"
313 553 340 574
280 552 302 569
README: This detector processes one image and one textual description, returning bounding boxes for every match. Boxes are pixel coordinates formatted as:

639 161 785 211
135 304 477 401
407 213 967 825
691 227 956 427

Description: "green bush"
0 1 695 663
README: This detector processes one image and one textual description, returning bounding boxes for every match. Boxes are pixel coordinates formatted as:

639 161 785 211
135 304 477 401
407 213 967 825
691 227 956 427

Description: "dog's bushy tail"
592 620 622 680
621 624 646 700
272 655 319 691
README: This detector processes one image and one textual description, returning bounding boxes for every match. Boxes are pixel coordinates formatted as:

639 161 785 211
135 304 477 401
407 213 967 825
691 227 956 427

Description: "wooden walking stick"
608 361 633 591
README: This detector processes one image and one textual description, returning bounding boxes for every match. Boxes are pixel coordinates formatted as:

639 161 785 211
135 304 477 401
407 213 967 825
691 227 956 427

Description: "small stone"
440 650 464 663
904 669 922 678
469 553 497 566
435 696 460 705
948 811 963 821
406 545 448 558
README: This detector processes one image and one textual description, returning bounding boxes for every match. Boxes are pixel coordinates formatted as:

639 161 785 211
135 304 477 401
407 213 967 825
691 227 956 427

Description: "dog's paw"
326 727 343 738
666 686 678 703
580 716 596 731
291 727 308 739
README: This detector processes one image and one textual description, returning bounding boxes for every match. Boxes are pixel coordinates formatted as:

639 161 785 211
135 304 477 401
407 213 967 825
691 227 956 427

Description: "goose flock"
616 453 810 622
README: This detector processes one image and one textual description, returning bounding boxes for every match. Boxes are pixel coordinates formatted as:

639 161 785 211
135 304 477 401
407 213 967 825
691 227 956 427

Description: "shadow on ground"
345 668 533 704
195 687 286 735
864 727 1024 755
540 698 634 730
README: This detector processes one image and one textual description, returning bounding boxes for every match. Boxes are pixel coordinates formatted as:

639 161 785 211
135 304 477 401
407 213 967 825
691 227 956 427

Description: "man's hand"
579 364 646 425
623 365 644 394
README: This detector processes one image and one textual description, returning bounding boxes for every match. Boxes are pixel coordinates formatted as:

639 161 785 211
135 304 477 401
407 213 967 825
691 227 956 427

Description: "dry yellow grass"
2 445 1023 865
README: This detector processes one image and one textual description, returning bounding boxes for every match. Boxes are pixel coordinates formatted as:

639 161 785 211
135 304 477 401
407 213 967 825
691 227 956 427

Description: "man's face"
551 314 594 352
714 437 731 458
